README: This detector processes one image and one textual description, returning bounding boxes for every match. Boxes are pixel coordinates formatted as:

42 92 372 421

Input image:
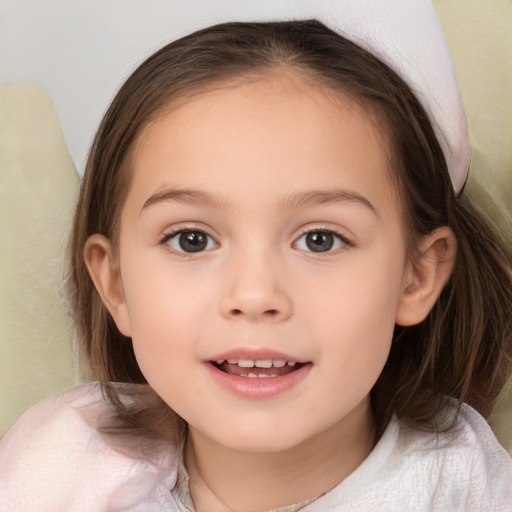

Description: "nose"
219 250 293 323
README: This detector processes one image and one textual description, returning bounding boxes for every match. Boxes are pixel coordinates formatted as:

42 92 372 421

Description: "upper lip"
208 348 304 364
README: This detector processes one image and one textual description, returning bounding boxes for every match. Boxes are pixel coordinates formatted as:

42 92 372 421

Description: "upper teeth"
216 359 296 368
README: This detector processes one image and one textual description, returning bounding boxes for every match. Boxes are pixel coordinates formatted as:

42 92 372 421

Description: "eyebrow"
280 189 378 216
141 187 377 216
141 188 229 212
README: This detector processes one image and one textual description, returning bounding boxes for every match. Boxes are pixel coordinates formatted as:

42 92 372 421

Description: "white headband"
181 0 470 194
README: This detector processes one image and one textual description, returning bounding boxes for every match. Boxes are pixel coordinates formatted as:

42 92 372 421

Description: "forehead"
126 72 396 214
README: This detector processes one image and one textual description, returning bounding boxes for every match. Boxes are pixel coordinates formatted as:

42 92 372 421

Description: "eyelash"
160 227 218 255
159 226 352 255
293 227 352 254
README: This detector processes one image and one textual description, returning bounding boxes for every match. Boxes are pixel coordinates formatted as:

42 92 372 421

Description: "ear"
83 234 132 337
395 227 457 326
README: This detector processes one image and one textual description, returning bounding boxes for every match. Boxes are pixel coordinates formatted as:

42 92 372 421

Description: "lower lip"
205 362 312 399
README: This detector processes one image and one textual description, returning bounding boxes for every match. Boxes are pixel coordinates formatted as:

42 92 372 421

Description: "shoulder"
393 403 512 511
316 403 512 512
0 383 105 510
0 382 181 511
440 403 512 508
0 382 107 469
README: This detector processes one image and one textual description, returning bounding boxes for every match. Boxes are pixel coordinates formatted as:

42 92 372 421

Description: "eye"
294 230 348 253
163 230 217 253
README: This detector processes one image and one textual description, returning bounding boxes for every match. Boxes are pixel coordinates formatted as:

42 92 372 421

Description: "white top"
0 382 510 511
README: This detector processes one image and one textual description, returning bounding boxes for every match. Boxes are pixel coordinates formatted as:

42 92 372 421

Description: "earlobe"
395 227 457 326
83 234 132 336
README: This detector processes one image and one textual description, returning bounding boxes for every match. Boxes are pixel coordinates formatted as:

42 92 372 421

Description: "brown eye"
164 230 217 253
305 232 335 252
179 232 208 252
294 230 347 253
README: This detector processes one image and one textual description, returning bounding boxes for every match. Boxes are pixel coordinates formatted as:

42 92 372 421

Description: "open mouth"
211 359 305 378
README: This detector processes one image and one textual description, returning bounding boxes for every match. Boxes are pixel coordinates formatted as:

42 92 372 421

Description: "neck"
185 400 376 512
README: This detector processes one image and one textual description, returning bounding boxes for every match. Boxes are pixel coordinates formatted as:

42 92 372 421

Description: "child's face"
109 73 411 452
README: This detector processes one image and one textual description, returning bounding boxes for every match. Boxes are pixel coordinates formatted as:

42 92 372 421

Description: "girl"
1 1 511 510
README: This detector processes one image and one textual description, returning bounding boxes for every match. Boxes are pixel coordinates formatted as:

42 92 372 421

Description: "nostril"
228 308 279 318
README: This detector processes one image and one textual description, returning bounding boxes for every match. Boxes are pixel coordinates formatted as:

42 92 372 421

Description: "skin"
85 71 456 512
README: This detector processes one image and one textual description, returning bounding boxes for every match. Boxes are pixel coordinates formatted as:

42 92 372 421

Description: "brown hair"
67 20 512 434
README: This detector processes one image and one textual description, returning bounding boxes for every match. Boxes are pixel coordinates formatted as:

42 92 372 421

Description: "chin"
197 418 318 454
222 433 305 454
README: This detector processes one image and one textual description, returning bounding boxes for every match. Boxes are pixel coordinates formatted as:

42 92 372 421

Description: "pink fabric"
0 383 181 511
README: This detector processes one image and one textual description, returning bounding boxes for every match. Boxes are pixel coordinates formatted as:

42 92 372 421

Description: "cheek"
126 282 205 349
305 246 404 326
126 286 205 403
305 248 405 371
120 255 219 379
121 245 212 328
